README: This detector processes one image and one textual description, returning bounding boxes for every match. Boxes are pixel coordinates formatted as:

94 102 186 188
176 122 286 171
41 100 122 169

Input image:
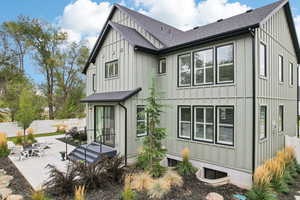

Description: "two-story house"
69 0 300 188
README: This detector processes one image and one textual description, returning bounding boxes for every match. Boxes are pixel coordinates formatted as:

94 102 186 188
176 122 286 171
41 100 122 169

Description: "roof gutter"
159 24 259 54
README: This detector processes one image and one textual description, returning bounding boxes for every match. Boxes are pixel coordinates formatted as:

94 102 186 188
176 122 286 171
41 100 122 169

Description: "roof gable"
83 0 300 74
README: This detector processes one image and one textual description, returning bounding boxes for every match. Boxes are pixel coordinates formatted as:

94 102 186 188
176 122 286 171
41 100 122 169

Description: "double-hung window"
178 54 191 87
105 60 118 78
217 44 234 83
194 49 214 85
279 55 283 82
193 106 214 142
260 42 267 77
137 106 147 137
216 107 234 145
259 106 267 140
289 62 294 85
278 105 284 132
178 106 191 139
92 73 96 92
158 58 166 74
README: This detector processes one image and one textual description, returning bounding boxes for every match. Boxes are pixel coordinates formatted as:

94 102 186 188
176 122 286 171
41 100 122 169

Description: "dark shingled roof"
109 21 157 50
115 4 185 48
81 88 142 103
83 0 300 74
175 0 285 45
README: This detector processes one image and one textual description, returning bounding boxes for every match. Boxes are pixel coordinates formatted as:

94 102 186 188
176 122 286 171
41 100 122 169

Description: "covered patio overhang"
80 87 142 103
80 87 142 166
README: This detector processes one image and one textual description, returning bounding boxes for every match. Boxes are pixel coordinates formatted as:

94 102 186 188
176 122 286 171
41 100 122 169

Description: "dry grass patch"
147 178 171 199
162 170 183 187
130 172 154 191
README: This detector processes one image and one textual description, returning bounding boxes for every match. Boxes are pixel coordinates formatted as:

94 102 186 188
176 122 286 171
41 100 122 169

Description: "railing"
94 129 116 154
65 128 116 164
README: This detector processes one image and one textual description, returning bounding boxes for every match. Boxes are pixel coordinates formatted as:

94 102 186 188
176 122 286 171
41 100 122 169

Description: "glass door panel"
94 106 115 147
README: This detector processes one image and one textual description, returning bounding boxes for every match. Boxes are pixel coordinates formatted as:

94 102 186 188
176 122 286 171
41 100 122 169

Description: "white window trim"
259 42 267 78
279 55 284 83
278 105 284 132
194 107 214 142
137 106 147 137
178 54 192 87
158 58 167 74
105 60 119 78
216 107 234 145
194 49 214 85
178 106 191 139
216 45 234 84
92 73 96 92
259 105 267 140
289 62 294 86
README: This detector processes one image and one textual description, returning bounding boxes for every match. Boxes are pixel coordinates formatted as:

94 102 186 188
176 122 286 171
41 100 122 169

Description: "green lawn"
8 131 65 142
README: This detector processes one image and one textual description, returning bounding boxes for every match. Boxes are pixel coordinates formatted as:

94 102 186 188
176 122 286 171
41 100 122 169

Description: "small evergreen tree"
137 81 167 177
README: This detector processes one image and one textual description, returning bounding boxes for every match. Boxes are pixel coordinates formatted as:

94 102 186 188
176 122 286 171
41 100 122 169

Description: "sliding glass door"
94 106 115 147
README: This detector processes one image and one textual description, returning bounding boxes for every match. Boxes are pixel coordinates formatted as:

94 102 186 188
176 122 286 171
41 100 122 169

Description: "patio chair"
11 146 28 161
7 141 15 150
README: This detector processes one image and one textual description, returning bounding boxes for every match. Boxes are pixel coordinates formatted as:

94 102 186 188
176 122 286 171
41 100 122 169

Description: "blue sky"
1 0 299 84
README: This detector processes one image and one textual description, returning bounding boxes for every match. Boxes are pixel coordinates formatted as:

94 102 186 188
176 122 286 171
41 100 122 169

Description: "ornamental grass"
74 185 86 200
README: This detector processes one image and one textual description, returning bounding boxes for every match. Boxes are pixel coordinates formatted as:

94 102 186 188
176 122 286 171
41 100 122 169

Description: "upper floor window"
278 105 284 132
178 106 191 139
216 106 234 145
260 42 267 77
217 44 234 83
289 62 294 85
279 55 283 82
92 73 96 92
259 105 267 140
193 106 214 142
105 60 118 78
194 49 214 85
178 54 191 87
137 106 147 137
158 58 166 74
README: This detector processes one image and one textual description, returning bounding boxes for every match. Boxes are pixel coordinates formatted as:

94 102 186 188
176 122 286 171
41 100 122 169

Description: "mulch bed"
0 157 33 200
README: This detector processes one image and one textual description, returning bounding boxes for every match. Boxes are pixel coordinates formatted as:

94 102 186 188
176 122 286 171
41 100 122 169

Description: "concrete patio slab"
9 135 75 189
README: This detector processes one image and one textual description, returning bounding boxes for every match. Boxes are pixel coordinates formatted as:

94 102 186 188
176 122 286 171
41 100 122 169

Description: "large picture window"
105 60 118 78
259 106 267 140
260 42 267 77
178 106 191 139
194 49 214 85
278 105 284 132
217 107 234 145
217 45 234 83
178 54 191 86
289 62 294 85
137 106 147 137
279 55 283 82
193 106 214 142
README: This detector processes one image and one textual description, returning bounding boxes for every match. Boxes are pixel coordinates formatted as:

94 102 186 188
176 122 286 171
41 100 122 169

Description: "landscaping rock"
0 175 13 183
0 175 13 188
206 192 224 200
6 194 24 200
0 169 6 176
0 188 12 199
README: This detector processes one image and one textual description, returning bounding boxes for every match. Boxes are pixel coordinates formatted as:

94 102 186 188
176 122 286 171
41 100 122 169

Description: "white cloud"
59 0 113 48
134 0 250 30
295 16 300 41
59 0 250 48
